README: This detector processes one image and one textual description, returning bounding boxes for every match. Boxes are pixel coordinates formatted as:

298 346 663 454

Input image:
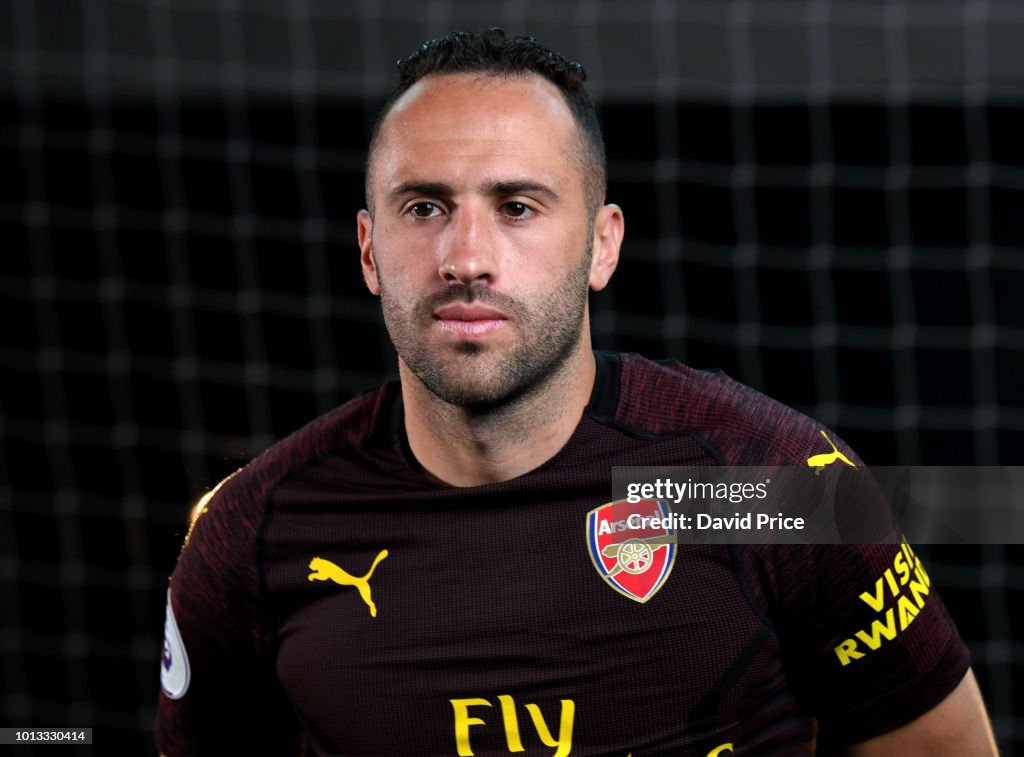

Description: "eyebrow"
388 182 455 204
488 180 559 202
387 179 560 205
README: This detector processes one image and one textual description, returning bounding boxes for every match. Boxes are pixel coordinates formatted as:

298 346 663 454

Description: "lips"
433 303 508 338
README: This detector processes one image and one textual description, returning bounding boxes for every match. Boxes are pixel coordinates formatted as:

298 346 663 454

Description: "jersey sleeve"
155 472 303 756
741 540 971 747
720 416 971 745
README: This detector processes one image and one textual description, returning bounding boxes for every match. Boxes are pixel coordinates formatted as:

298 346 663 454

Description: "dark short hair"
366 28 607 215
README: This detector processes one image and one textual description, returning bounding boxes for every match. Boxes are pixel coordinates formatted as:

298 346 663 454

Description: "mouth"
433 303 508 338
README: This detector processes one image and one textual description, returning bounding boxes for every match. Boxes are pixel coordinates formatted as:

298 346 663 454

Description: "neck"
401 339 596 487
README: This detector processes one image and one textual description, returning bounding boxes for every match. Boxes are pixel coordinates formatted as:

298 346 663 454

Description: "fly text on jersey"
450 694 737 757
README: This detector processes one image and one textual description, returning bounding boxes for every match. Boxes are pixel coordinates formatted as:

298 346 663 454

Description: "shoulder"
612 352 861 466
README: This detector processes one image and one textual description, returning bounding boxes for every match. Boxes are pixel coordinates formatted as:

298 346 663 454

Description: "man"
156 29 997 756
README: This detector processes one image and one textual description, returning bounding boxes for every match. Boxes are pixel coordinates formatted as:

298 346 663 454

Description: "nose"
438 203 498 286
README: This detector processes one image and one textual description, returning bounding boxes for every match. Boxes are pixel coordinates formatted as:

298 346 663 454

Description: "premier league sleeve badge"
586 499 678 603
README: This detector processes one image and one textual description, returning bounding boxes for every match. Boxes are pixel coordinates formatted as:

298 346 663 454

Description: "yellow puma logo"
308 550 389 618
806 430 857 474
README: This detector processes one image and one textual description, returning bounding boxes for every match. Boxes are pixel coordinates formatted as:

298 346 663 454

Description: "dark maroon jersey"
156 352 969 756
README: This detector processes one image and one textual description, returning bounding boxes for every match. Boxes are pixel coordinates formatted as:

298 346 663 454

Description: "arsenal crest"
586 499 677 603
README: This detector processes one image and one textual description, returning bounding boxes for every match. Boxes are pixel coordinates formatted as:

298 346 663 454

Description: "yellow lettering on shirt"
525 700 574 757
833 638 865 666
451 698 492 756
835 542 935 666
451 694 574 756
855 608 898 650
898 594 920 628
858 577 887 612
497 695 525 752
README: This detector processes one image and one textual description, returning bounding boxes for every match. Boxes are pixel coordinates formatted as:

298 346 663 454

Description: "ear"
588 203 624 291
357 209 380 295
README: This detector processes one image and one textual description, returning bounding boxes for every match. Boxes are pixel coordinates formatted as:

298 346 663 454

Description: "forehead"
370 73 581 187
386 71 575 131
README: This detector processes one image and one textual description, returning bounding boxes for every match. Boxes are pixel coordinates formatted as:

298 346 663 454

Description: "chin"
425 377 516 409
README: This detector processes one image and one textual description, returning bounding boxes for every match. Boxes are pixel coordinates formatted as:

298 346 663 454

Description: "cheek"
374 254 443 313
513 225 581 265
375 226 443 276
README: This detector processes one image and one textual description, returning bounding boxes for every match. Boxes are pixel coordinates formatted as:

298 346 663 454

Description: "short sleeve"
744 541 971 747
155 476 303 756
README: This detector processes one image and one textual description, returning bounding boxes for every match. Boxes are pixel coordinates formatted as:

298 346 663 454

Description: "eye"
408 202 442 219
502 201 531 220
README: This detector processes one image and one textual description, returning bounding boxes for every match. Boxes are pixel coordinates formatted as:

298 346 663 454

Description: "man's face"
359 73 617 408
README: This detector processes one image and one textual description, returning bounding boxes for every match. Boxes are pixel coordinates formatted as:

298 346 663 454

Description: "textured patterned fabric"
156 352 969 756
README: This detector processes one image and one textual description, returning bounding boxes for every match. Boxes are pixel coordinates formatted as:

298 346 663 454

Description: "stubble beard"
379 242 593 411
